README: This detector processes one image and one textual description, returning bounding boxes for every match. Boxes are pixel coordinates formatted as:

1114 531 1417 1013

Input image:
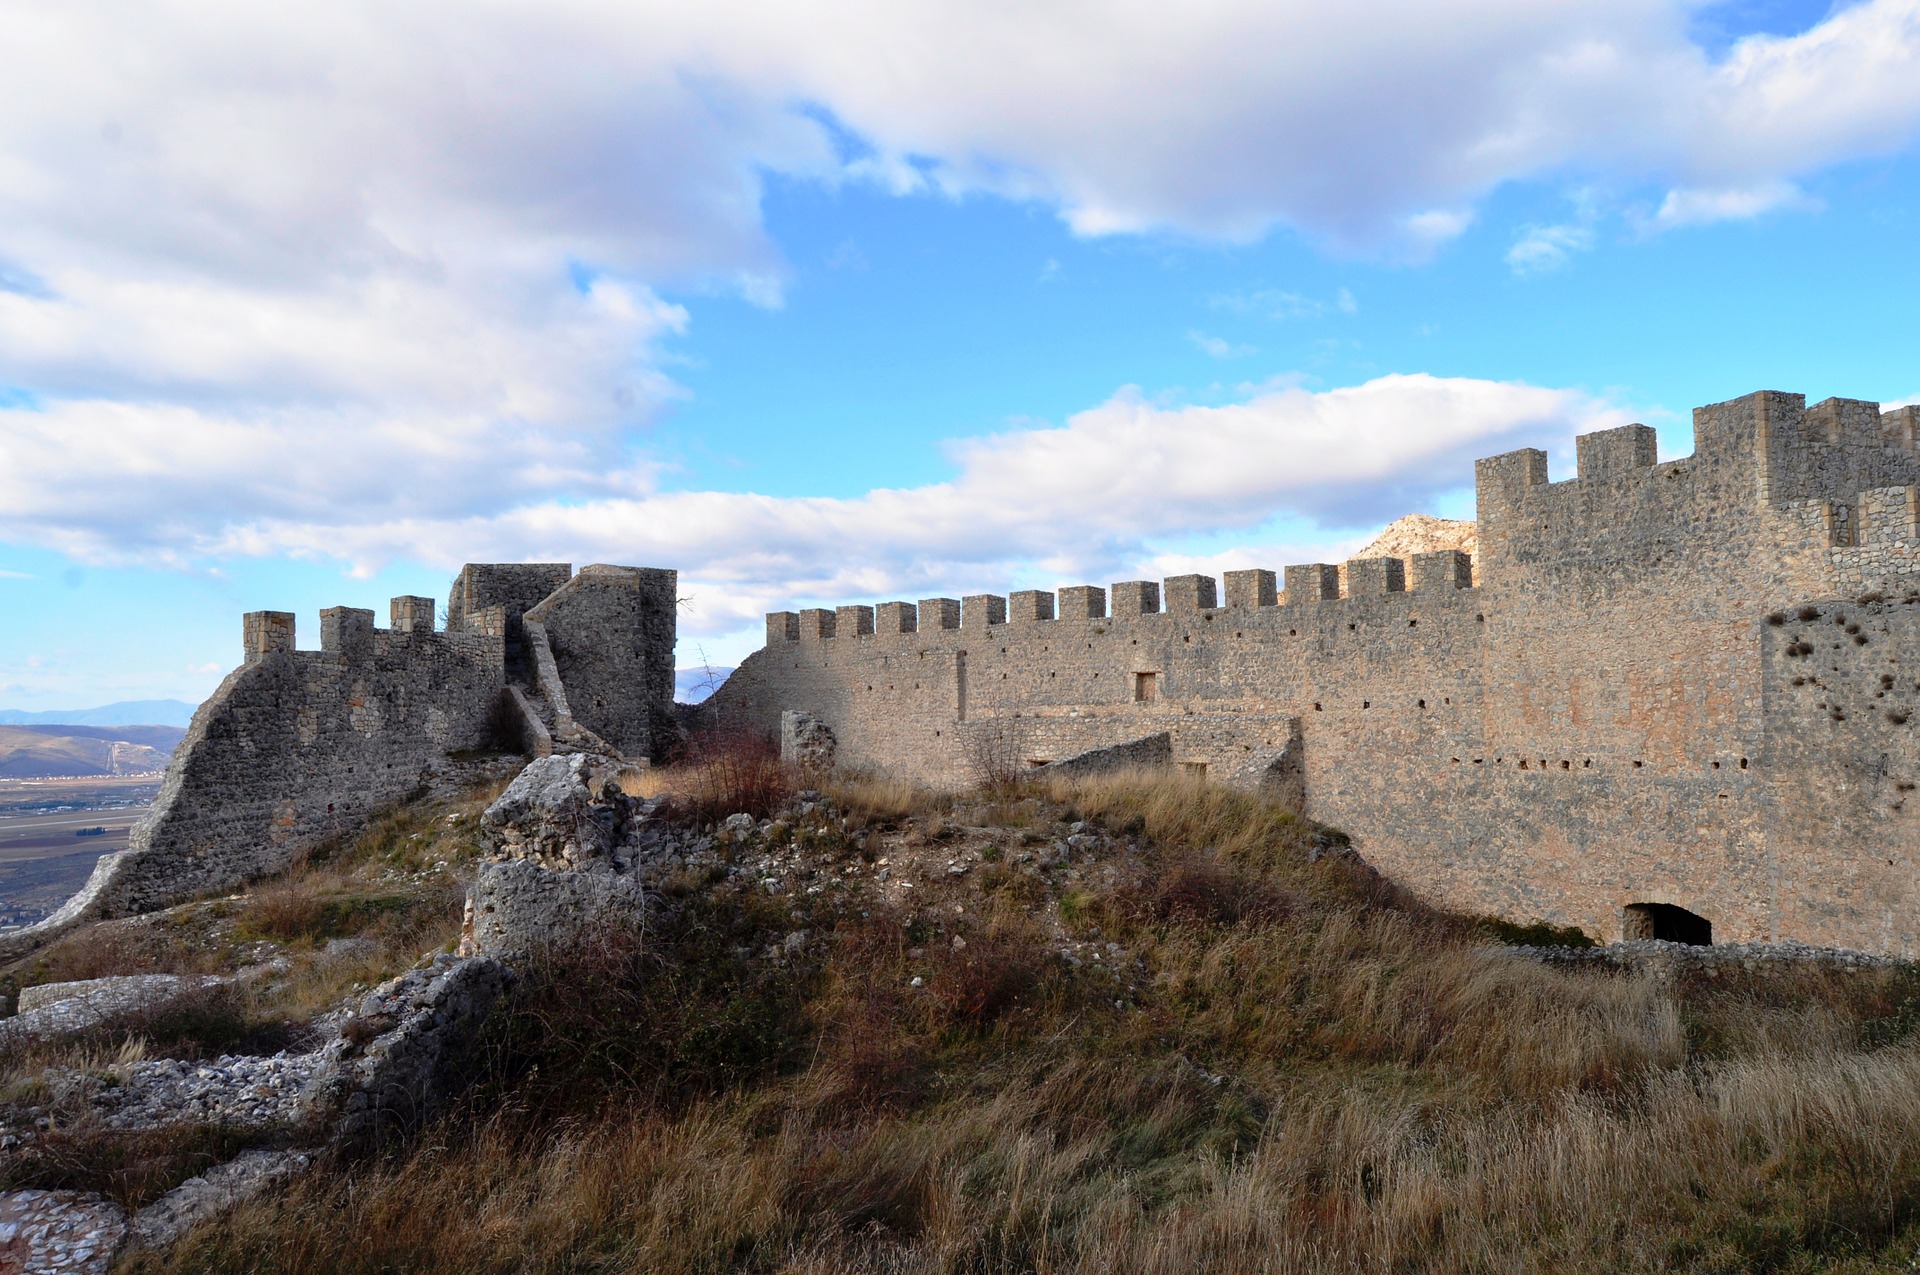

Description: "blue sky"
3 0 1919 709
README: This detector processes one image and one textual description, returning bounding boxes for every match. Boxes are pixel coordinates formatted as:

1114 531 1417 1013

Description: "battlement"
243 611 295 661
761 549 1477 646
242 593 494 664
1480 393 1920 539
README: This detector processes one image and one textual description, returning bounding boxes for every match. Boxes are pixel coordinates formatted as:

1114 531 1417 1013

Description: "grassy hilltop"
9 753 1920 1273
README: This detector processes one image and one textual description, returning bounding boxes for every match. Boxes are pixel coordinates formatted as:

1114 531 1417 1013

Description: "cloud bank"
3 0 1920 650
2 373 1616 640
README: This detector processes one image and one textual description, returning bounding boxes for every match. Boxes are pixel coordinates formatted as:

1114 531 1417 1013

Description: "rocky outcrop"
0 975 226 1049
461 860 646 961
479 753 628 869
1354 512 1477 569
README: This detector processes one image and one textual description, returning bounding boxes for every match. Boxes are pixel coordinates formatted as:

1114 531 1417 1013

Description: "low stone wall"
1037 732 1172 780
311 953 516 1149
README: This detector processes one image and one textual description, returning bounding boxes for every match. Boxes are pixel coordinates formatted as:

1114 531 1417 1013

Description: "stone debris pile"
54 1052 324 1132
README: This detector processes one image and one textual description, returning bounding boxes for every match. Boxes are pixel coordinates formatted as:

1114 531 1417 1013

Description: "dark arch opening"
1623 902 1711 946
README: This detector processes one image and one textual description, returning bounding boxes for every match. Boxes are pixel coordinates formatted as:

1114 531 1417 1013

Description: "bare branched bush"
961 717 1035 794
659 725 796 824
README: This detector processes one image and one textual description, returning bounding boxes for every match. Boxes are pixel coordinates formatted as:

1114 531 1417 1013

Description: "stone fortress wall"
6 563 676 946
711 391 1920 953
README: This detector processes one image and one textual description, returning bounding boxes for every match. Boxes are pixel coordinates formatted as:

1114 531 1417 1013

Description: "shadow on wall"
1624 902 1712 946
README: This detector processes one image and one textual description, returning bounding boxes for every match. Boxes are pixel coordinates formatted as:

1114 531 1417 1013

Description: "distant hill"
0 699 197 728
0 724 184 777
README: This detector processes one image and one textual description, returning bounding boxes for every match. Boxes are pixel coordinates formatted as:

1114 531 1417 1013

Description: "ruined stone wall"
712 392 1920 952
95 603 504 915
523 565 678 761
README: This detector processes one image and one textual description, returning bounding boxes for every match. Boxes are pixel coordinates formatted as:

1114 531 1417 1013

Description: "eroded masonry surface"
712 391 1920 952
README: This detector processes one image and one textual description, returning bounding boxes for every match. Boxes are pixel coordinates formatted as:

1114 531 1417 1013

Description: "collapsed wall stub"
2 562 675 951
711 391 1920 954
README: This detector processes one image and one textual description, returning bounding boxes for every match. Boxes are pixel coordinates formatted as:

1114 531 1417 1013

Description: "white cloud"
1402 209 1478 255
0 0 1917 663
1188 331 1256 358
1648 180 1816 230
70 373 1617 647
1506 222 1596 274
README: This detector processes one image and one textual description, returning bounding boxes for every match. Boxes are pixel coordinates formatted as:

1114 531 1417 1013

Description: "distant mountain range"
0 724 186 777
0 699 198 728
675 666 733 703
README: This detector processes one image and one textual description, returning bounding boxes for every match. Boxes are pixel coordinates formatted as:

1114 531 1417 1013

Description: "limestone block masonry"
711 391 1920 954
2 563 675 952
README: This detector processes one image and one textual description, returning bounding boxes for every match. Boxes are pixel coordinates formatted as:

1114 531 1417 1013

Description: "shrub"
962 719 1036 795
661 726 796 824
924 927 1042 1029
1132 853 1295 929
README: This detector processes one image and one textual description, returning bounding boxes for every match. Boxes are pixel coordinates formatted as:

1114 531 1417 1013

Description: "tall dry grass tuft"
822 771 948 824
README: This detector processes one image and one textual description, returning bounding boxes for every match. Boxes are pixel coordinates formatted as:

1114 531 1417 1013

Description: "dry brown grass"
103 771 1920 1272
823 772 950 824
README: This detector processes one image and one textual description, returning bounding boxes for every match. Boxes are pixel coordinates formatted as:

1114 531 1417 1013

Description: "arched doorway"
1623 902 1712 946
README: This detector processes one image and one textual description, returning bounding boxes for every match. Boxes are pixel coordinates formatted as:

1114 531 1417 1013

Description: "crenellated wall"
4 562 677 950
713 391 1920 953
102 603 505 915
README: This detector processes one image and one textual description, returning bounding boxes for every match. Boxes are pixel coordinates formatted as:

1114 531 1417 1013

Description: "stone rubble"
47 1052 326 1133
0 1189 126 1275
1509 937 1904 972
